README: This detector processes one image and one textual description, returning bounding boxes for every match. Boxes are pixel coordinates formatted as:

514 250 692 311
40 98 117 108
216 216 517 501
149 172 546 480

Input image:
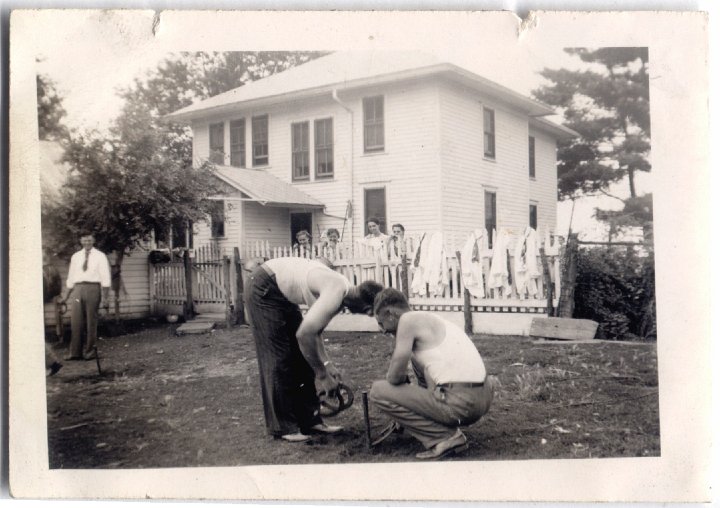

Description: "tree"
37 72 69 141
44 51 326 318
533 48 652 238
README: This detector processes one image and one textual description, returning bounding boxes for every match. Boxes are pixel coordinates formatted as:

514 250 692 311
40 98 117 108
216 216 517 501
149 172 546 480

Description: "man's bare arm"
295 283 346 377
386 315 415 385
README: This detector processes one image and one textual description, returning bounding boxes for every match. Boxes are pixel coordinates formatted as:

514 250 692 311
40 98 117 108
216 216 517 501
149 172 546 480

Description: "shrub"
573 246 656 341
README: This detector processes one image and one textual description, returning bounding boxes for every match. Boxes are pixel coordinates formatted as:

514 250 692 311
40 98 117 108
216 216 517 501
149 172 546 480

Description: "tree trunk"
111 250 125 324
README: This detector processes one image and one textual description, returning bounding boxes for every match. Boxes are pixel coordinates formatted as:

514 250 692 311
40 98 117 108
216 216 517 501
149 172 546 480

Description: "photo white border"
8 9 712 502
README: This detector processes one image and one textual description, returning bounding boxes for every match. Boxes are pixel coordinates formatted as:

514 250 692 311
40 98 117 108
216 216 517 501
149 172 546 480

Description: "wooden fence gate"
150 244 234 324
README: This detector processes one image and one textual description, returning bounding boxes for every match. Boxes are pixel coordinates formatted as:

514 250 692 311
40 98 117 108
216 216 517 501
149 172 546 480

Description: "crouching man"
246 256 383 443
370 288 493 459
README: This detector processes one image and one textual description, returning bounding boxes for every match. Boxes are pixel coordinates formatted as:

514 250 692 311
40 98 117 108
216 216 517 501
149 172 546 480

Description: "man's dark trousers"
69 282 101 358
246 267 323 437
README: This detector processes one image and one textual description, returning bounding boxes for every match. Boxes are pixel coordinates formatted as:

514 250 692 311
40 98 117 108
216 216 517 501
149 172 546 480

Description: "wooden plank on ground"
529 317 598 341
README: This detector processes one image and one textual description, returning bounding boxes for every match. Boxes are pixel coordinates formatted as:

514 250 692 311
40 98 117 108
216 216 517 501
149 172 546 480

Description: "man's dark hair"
391 223 405 232
373 288 410 316
344 280 384 314
367 217 380 225
327 228 340 237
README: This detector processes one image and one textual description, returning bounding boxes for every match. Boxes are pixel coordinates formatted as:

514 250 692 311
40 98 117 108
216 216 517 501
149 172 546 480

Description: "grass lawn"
46 321 659 468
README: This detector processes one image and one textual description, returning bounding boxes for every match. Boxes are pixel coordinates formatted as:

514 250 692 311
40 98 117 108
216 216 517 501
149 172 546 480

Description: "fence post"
223 256 232 329
455 250 473 335
183 249 194 321
233 247 245 325
539 246 554 317
557 234 578 318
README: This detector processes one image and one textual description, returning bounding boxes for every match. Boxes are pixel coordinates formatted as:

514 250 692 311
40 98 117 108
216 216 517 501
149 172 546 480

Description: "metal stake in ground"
362 391 371 451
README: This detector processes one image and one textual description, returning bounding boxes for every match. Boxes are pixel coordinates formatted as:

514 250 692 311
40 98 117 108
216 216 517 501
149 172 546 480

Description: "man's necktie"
82 250 89 271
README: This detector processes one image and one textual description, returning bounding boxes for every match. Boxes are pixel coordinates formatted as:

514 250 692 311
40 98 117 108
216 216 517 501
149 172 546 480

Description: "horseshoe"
319 383 355 417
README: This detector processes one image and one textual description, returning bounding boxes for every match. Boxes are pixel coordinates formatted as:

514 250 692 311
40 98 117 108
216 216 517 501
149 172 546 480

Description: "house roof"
529 116 579 140
165 51 559 123
213 166 324 208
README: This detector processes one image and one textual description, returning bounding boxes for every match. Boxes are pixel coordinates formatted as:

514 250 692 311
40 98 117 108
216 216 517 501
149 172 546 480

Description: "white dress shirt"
66 247 112 288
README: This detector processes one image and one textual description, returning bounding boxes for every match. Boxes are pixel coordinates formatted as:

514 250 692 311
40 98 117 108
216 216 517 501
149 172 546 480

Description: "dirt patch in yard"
46 323 659 468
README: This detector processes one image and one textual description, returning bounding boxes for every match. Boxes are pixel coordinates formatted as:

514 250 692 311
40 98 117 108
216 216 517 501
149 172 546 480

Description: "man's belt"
438 381 485 389
260 263 275 277
75 282 101 285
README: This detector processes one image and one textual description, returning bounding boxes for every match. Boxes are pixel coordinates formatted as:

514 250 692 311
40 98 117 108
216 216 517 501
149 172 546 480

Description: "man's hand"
316 366 341 398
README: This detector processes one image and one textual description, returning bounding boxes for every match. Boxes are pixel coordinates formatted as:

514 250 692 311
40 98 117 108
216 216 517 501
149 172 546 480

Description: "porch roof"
213 166 324 209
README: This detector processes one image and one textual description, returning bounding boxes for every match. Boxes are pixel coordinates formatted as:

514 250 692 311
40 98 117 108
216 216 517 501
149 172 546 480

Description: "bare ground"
46 321 660 468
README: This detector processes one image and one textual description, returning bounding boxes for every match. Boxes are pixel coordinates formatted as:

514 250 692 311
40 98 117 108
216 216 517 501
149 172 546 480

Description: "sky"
33 10 651 242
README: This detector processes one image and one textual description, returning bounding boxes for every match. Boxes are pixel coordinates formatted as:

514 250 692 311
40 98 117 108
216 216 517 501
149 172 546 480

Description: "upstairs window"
230 119 245 168
252 115 269 166
315 118 334 178
363 96 385 153
291 121 310 181
210 200 225 238
483 107 495 159
529 135 536 178
209 122 224 165
529 203 538 230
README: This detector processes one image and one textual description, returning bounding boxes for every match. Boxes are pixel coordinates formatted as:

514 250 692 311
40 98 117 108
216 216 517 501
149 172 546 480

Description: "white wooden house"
166 51 575 256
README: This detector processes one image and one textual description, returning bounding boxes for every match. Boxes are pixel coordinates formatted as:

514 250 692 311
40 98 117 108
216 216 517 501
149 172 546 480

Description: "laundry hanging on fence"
411 232 449 297
513 227 541 297
460 229 486 298
488 229 513 297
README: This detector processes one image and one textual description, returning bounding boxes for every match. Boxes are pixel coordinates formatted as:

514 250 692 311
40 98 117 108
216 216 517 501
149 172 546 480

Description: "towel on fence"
411 232 448 296
488 229 513 297
460 229 485 298
513 227 540 297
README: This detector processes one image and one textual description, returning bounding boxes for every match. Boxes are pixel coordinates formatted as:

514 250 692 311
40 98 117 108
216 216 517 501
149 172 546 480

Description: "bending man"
370 288 493 459
246 256 383 442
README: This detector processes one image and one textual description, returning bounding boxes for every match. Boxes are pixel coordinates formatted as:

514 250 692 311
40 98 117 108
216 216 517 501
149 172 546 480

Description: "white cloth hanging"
460 229 485 298
513 227 541 297
425 232 449 296
410 232 448 296
488 229 513 297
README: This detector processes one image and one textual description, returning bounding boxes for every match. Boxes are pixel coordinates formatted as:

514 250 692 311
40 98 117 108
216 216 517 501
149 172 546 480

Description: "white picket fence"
243 229 562 314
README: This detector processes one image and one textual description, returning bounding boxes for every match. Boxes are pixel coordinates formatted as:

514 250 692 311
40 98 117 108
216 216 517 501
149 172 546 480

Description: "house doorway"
364 187 387 234
290 212 313 244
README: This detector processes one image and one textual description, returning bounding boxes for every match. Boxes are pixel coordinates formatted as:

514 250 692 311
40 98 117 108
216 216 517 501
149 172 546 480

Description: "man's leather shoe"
308 423 343 434
415 429 468 460
279 432 311 443
83 352 97 361
48 362 63 376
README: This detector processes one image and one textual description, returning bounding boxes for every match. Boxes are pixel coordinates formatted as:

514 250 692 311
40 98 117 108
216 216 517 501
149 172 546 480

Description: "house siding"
243 202 291 250
342 81 442 242
193 198 243 255
438 81 557 249
193 80 443 246
190 77 559 253
529 127 559 235
44 250 151 326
